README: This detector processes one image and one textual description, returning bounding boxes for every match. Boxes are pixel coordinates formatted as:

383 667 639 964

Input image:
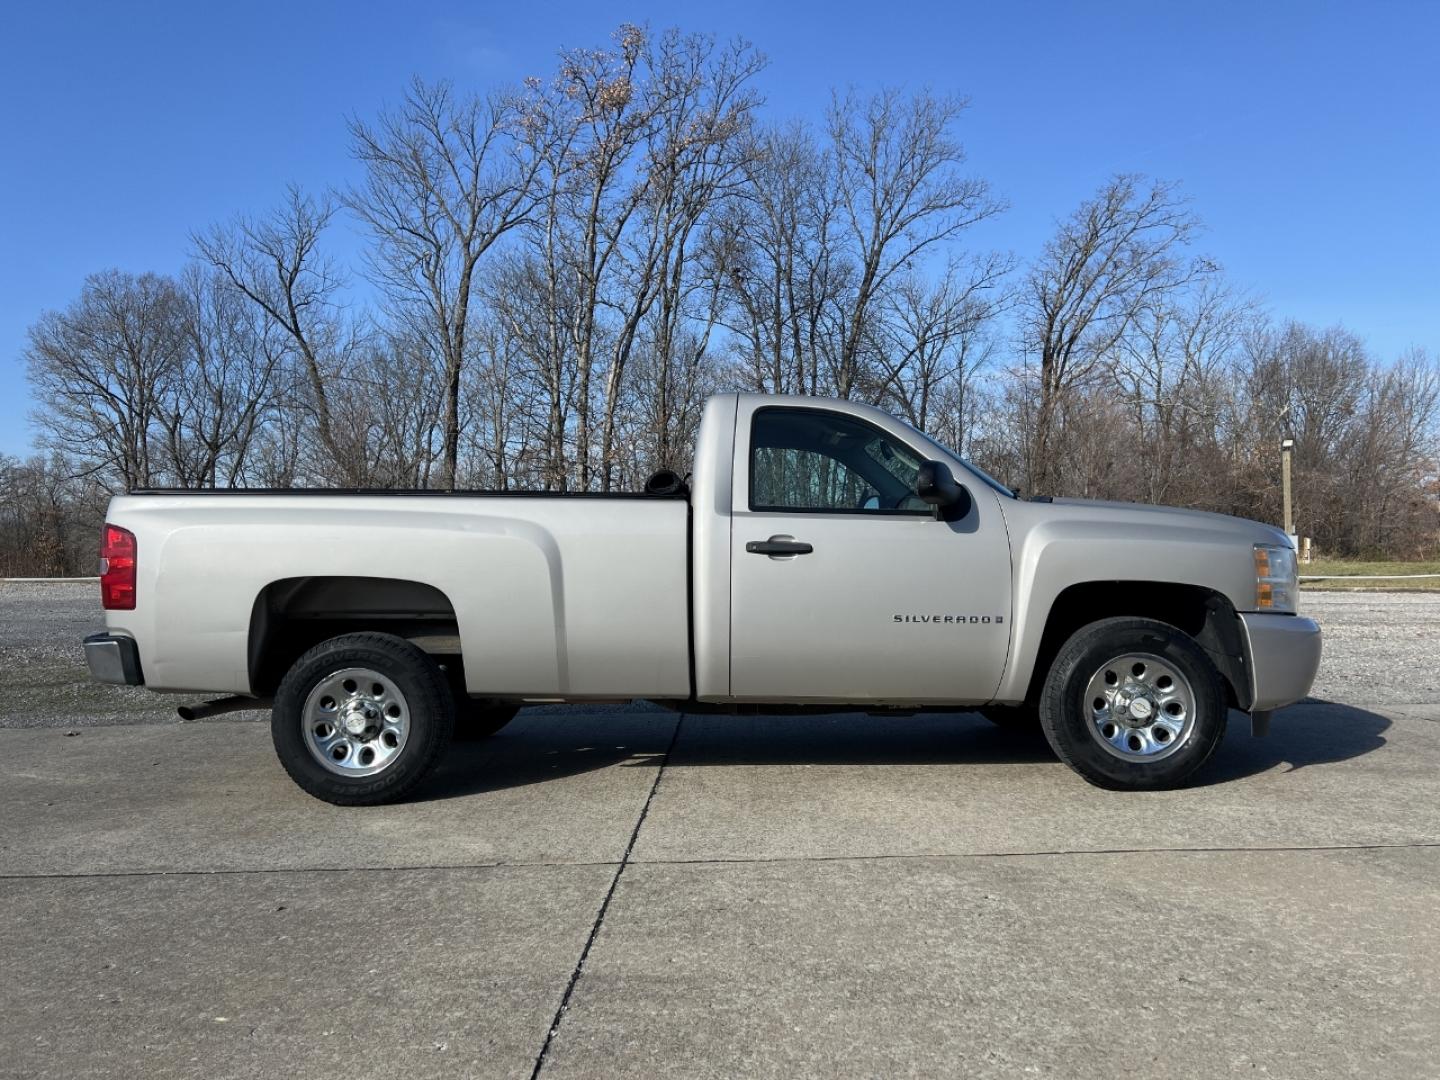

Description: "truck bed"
129 488 685 498
102 491 692 698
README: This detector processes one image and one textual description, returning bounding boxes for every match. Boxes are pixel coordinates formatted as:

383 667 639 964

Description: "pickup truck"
84 393 1322 804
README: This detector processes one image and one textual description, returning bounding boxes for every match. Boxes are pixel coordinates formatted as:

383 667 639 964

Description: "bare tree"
348 79 546 490
460 315 545 488
0 453 107 575
721 124 818 393
874 255 1012 431
25 270 187 490
520 26 763 489
1357 348 1440 553
827 88 1001 398
529 24 661 490
193 187 356 482
484 253 579 489
1109 282 1255 504
1229 324 1440 553
327 330 447 488
161 267 284 487
594 30 763 488
1023 175 1210 492
720 122 851 397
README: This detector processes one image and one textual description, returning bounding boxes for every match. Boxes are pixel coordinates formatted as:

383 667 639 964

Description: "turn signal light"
100 524 137 610
1253 543 1297 613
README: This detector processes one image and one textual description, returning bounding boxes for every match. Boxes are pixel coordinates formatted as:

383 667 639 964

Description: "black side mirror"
915 460 963 507
644 469 689 497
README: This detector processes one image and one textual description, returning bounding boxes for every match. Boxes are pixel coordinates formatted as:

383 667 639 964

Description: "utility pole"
1281 438 1295 540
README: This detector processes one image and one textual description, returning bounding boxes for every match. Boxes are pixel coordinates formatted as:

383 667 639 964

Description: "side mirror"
644 469 689 497
915 460 963 507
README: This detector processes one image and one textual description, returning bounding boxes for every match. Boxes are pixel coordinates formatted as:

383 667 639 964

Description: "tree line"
4 25 1437 576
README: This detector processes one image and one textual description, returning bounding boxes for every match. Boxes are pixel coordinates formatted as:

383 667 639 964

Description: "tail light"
100 524 137 610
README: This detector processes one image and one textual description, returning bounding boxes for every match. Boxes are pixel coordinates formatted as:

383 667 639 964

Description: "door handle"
746 537 814 556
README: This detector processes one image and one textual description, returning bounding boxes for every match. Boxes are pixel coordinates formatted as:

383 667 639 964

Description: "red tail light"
100 524 137 610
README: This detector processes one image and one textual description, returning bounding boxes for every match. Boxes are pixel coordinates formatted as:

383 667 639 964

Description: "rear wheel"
271 633 454 805
1039 617 1227 790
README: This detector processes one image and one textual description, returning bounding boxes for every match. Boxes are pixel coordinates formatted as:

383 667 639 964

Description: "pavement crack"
634 839 1440 866
528 713 684 1080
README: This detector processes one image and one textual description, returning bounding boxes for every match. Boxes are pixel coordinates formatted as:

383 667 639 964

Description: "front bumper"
83 632 145 686
1239 613 1321 711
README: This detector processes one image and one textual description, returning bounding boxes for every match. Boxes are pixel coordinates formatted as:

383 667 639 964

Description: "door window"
749 408 930 514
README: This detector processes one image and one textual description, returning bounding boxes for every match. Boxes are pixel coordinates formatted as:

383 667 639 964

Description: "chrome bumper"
83 632 145 686
1239 613 1321 712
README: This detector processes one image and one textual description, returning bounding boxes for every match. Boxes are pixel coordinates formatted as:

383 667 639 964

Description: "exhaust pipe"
177 695 270 722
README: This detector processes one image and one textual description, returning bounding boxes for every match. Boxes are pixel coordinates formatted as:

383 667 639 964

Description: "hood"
1025 496 1291 547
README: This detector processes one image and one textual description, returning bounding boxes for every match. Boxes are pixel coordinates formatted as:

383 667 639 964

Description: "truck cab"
695 395 1014 705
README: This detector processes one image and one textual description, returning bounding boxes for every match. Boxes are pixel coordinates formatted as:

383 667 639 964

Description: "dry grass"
1300 559 1440 591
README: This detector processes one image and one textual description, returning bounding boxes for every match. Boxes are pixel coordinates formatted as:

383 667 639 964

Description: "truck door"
728 403 1013 704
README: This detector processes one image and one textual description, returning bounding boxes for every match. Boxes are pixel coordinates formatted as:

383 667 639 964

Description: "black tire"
1038 617 1227 791
976 704 1041 730
454 700 519 741
271 632 455 806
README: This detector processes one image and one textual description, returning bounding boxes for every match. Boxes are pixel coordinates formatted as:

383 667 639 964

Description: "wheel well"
1023 581 1251 710
248 577 460 696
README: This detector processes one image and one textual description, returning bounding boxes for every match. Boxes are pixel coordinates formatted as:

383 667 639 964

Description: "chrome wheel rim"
302 667 410 777
1084 652 1195 762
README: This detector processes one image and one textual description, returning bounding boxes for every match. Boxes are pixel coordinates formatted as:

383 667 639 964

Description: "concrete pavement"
3 702 1439 1079
3 866 611 1080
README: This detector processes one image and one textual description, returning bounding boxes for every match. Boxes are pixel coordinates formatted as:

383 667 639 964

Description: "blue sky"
2 0 1437 456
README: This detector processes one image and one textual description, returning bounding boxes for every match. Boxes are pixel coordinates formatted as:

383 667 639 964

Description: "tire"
1038 617 1227 791
454 700 519 741
271 632 455 805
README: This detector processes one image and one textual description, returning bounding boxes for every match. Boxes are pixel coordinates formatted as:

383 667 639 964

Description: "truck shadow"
420 700 1392 800
1202 700 1392 783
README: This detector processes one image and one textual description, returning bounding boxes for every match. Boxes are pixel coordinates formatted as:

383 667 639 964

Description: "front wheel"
271 632 455 805
1039 617 1227 790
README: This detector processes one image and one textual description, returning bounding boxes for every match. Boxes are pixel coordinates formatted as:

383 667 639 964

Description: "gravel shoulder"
3 580 1436 728
0 580 175 727
1301 590 1440 705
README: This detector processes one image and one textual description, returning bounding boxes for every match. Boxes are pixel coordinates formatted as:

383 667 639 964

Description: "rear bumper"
1239 613 1321 711
84 632 145 686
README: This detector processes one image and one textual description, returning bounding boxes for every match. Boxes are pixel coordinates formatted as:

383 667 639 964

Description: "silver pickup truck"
85 393 1321 804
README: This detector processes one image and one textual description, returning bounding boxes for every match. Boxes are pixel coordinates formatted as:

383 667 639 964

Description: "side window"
752 446 874 510
749 408 930 514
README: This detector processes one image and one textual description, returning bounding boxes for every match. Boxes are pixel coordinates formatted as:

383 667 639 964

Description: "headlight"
1254 543 1298 613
